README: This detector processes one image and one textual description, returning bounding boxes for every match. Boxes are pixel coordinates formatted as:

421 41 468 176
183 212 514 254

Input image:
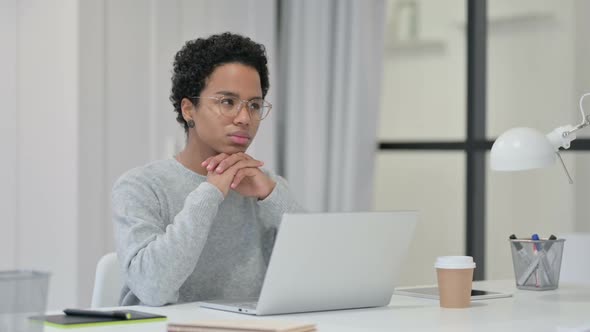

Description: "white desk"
45 280 590 332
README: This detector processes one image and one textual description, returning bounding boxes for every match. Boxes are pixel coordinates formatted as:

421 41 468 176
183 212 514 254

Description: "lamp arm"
566 117 590 135
544 93 590 185
564 93 590 136
547 93 590 150
576 93 590 125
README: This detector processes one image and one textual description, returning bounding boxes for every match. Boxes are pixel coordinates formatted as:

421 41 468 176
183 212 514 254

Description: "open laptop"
199 211 417 316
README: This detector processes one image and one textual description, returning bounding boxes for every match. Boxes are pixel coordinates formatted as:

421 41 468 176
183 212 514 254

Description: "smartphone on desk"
394 286 512 300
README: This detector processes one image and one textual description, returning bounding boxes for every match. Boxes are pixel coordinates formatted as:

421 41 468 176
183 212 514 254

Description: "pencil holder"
509 238 565 290
0 270 50 332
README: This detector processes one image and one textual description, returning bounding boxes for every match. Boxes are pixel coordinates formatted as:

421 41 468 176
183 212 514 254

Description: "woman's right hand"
204 153 263 197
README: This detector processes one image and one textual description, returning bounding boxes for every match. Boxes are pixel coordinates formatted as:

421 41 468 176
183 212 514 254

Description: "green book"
30 310 167 329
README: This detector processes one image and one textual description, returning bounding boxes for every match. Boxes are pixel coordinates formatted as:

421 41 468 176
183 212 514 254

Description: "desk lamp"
490 93 590 184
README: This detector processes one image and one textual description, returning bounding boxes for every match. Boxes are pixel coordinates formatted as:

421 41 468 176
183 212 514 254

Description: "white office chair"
558 233 590 285
91 252 123 308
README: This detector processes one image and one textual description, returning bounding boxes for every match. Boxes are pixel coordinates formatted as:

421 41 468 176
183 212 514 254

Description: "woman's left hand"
202 153 276 200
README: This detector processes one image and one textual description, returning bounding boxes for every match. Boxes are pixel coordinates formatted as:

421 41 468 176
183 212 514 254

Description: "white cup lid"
434 256 476 269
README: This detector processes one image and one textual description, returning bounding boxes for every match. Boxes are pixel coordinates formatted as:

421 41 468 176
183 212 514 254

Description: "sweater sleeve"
112 173 224 306
256 173 306 230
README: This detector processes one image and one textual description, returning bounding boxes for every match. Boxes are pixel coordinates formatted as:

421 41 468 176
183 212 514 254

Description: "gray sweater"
112 158 303 306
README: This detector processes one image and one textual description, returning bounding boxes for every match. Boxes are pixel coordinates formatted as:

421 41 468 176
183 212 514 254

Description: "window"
375 0 590 283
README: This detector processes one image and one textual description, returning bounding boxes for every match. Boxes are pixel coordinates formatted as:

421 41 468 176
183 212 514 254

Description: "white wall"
0 0 18 271
0 0 81 310
77 0 107 308
1 0 277 309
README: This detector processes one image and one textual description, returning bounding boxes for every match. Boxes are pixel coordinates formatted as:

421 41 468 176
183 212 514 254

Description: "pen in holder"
509 236 565 290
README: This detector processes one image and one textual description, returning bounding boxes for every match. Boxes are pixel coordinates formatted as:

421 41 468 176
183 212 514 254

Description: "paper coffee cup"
434 256 476 308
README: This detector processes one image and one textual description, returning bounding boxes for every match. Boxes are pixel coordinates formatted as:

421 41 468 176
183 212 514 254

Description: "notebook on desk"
30 310 166 329
199 211 417 316
167 320 316 332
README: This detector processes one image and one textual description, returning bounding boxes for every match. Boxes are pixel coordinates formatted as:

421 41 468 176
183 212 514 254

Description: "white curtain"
278 0 387 212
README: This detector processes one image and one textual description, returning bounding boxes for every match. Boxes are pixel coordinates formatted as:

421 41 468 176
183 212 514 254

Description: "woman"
112 32 303 306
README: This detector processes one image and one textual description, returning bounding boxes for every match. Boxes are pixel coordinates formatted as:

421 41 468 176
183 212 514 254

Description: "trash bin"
0 270 50 332
509 238 565 290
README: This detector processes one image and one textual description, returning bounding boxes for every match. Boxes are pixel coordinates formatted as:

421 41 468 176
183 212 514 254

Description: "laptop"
199 211 417 316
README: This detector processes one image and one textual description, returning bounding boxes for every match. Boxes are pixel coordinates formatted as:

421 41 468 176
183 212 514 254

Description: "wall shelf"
455 11 554 29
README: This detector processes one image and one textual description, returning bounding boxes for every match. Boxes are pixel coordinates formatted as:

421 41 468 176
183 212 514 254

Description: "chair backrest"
91 252 123 308
558 233 590 285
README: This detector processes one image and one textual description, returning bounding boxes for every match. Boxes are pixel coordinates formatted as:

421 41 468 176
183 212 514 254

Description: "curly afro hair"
170 32 270 133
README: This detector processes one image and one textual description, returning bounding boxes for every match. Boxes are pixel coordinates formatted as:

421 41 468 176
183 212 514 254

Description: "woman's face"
185 62 263 155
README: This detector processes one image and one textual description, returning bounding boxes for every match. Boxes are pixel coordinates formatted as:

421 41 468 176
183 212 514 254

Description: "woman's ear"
181 98 195 123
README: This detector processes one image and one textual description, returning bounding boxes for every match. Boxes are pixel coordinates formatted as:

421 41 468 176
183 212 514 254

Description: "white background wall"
0 0 18 272
1 0 80 310
1 0 277 309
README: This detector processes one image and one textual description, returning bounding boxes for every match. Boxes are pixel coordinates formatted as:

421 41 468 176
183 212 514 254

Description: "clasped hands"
202 152 276 200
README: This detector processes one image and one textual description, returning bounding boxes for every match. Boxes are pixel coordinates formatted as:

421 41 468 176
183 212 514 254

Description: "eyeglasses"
190 95 272 121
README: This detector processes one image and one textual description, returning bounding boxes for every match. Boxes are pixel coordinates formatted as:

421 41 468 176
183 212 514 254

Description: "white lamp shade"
490 127 556 171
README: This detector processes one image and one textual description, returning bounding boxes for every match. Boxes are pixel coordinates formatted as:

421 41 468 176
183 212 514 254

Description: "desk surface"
45 280 590 332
